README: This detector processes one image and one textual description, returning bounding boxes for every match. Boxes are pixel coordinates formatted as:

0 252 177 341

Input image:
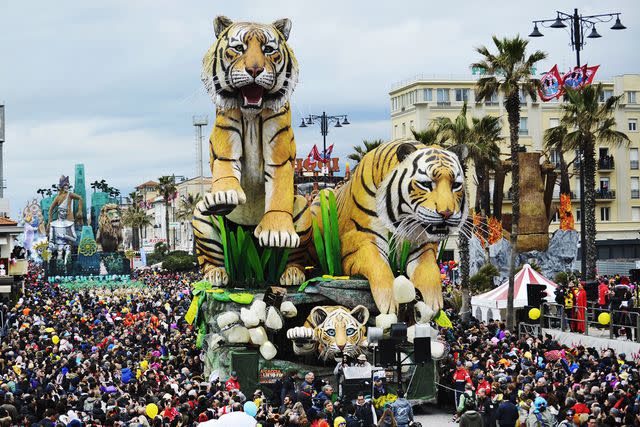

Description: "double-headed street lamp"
528 9 626 279
299 112 350 180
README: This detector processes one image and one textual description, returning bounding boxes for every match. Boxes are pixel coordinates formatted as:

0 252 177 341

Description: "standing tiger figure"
290 140 468 315
193 16 308 286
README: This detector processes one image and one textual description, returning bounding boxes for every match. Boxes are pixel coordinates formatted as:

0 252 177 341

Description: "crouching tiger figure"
289 140 468 315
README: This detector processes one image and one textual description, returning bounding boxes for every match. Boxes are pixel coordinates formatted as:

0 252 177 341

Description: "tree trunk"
132 227 140 251
481 163 491 217
582 137 598 280
459 227 471 324
505 93 521 331
165 201 171 251
558 143 571 195
493 161 506 220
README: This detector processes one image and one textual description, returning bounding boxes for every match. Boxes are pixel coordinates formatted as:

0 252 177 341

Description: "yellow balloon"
52 335 60 345
45 327 55 333
146 403 159 419
598 312 611 325
528 308 541 320
140 360 149 370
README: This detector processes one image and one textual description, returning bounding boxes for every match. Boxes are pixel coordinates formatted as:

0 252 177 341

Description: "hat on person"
534 397 547 411
357 354 367 361
231 371 238 377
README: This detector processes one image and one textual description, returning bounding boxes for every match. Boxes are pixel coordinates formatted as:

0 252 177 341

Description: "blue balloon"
243 401 257 417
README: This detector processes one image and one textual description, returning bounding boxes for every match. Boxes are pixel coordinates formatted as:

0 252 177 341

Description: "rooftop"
0 217 18 226
135 180 159 190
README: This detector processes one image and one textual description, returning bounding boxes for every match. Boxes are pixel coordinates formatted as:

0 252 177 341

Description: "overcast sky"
1 0 639 216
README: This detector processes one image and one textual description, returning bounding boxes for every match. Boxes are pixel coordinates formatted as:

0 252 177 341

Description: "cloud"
1 0 638 216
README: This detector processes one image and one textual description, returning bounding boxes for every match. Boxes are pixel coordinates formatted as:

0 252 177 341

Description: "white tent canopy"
471 263 558 322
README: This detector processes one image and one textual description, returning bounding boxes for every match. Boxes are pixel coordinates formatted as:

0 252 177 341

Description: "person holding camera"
354 394 376 427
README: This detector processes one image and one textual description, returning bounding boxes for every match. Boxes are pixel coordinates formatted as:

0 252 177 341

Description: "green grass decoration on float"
388 235 411 276
211 216 289 286
312 190 342 276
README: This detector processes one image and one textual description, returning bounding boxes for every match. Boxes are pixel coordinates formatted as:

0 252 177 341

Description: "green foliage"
388 236 411 277
162 251 197 272
103 253 126 274
154 241 168 256
554 271 569 286
469 263 499 295
214 216 289 285
146 251 165 266
312 190 342 275
437 237 449 263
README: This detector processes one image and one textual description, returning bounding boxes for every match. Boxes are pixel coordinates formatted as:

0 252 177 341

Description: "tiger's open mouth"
425 223 449 238
240 83 264 108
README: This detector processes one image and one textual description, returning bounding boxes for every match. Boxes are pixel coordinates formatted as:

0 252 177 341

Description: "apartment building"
390 74 640 259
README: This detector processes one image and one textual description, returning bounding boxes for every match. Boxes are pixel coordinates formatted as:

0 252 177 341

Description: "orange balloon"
22 308 31 315
440 273 447 280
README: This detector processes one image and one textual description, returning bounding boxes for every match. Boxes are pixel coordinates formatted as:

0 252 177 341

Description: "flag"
563 64 588 90
311 145 323 163
585 65 599 86
307 145 320 167
322 144 334 163
538 65 563 101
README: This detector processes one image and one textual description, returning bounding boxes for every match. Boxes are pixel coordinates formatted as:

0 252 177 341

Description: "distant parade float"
25 165 129 278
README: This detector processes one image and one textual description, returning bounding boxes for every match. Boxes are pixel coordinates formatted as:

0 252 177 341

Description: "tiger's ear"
350 305 369 325
310 306 329 328
396 143 418 162
214 16 234 38
272 18 292 41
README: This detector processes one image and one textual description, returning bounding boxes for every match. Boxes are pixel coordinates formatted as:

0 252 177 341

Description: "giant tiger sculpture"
290 141 468 315
192 16 467 316
192 15 308 287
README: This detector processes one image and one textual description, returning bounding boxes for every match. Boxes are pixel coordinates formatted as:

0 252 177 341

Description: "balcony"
598 156 615 171
632 189 640 199
436 101 451 107
552 191 576 200
485 101 499 107
631 160 639 170
595 189 616 200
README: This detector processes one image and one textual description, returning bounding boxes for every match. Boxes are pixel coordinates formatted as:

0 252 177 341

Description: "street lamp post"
299 112 349 184
529 9 626 279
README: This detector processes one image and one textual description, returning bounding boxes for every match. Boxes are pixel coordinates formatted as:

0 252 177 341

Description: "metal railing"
631 160 639 170
632 189 640 199
539 302 640 342
598 156 615 170
595 189 616 199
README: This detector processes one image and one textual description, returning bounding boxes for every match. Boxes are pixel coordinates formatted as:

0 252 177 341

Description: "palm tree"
472 35 546 330
544 126 572 196
176 193 202 254
432 104 503 323
122 205 152 250
347 139 384 167
411 128 445 146
548 84 629 279
470 115 502 217
157 175 177 250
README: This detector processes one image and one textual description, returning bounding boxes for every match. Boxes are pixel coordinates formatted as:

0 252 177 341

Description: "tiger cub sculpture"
286 305 369 361
193 16 307 287
290 140 468 315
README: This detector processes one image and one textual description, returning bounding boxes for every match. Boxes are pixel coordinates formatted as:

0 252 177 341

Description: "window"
629 119 638 132
455 88 470 102
423 89 432 102
599 89 613 102
628 91 637 104
576 210 581 222
519 117 528 136
550 149 561 168
633 207 640 222
551 210 560 222
485 92 499 106
631 148 639 170
437 88 450 105
519 89 527 105
394 125 398 138
632 177 639 199
402 123 406 137
600 207 610 222
549 118 559 128
599 177 610 191
409 120 414 132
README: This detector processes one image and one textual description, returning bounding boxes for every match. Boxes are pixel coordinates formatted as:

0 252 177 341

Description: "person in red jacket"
598 281 610 308
453 361 473 408
225 371 240 391
476 373 491 396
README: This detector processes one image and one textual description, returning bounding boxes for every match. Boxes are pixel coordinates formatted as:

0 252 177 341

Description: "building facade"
390 74 640 259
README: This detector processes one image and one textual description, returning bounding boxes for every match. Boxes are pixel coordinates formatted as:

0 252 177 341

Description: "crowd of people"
439 277 640 426
2 262 640 426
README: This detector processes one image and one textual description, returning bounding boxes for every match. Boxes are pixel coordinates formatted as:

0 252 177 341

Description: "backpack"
463 392 477 411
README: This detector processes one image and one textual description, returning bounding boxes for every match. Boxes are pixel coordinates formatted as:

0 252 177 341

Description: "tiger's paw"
203 265 229 287
199 178 246 216
286 326 314 341
371 285 396 315
280 265 305 287
255 212 299 248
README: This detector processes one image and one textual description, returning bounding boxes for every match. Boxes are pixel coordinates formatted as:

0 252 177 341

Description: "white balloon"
431 341 445 359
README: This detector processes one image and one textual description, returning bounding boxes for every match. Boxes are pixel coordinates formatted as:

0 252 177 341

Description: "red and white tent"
471 264 558 321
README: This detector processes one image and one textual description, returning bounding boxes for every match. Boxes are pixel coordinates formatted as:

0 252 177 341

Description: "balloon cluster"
439 261 457 281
